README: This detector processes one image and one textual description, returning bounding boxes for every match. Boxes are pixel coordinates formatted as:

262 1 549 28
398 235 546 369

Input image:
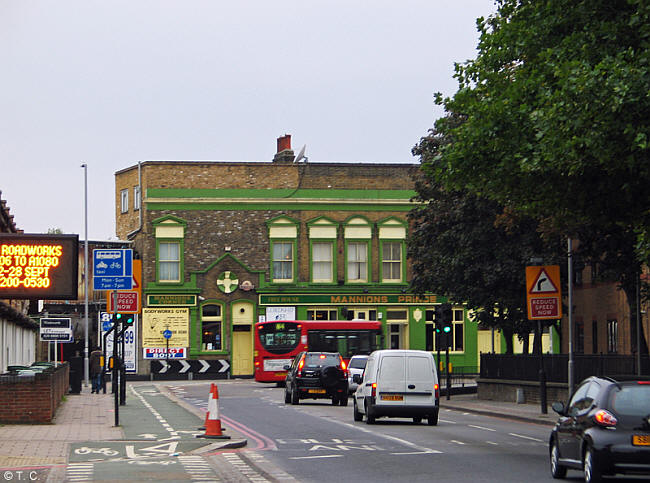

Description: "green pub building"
115 135 479 379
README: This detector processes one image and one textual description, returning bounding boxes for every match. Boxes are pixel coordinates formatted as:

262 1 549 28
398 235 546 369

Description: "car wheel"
550 439 567 479
291 385 299 405
365 403 375 424
583 446 602 483
427 409 439 426
413 417 422 424
353 399 363 421
339 395 348 407
284 387 291 404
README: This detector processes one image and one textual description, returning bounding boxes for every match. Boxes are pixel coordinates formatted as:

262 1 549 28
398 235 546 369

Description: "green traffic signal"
115 313 134 325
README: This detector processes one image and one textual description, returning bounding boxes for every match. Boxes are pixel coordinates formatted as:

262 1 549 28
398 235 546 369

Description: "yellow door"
231 301 254 376
232 326 253 376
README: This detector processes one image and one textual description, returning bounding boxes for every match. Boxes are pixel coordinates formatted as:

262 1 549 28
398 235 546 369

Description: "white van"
352 349 439 425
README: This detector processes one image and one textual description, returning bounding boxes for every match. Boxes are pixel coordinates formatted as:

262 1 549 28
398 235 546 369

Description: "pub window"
272 241 294 282
201 304 223 351
267 216 299 284
312 241 333 283
381 242 402 282
158 241 180 282
307 308 338 321
347 241 368 283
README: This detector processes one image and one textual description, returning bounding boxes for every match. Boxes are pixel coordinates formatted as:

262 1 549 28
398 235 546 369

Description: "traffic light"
440 303 453 334
115 313 135 325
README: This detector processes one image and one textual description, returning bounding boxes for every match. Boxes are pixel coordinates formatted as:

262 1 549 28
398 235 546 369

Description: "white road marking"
508 433 544 442
468 424 496 432
486 441 498 445
450 440 466 445
289 454 344 459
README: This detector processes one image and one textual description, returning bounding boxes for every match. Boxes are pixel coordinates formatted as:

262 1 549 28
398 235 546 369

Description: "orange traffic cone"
198 383 215 430
198 383 230 439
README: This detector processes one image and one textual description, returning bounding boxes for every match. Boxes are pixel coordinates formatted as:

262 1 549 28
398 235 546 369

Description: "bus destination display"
0 234 79 299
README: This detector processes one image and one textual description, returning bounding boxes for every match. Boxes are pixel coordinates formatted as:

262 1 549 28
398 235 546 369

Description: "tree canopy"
410 0 650 354
409 117 565 353
432 0 650 249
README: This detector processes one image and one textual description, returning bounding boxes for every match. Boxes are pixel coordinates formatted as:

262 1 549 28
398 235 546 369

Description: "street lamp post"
81 163 89 388
567 238 574 398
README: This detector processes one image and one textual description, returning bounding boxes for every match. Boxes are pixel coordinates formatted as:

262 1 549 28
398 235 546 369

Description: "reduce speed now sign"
526 265 562 320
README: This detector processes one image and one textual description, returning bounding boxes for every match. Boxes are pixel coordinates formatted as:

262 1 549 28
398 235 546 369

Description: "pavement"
0 381 557 477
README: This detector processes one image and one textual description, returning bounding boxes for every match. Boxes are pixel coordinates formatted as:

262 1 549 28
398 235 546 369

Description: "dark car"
284 352 349 406
549 375 650 483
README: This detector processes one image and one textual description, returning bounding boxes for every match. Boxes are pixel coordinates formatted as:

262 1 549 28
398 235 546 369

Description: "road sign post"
93 249 133 426
525 265 562 415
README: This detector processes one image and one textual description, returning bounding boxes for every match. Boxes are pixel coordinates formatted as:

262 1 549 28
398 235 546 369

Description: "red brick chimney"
273 134 295 163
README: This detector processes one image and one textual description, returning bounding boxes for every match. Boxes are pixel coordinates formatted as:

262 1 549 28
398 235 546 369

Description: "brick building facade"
115 136 475 378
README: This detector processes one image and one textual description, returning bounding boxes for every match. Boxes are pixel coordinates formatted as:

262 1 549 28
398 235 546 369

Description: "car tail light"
593 409 617 427
371 382 377 398
434 383 439 399
297 357 305 377
340 358 348 378
637 381 650 385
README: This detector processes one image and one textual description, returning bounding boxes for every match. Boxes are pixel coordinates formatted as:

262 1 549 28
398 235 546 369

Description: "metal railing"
480 354 650 383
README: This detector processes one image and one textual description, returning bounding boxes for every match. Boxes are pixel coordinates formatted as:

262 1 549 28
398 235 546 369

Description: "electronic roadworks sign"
0 234 79 300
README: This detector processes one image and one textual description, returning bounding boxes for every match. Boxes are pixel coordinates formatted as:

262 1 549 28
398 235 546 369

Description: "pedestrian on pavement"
89 347 103 394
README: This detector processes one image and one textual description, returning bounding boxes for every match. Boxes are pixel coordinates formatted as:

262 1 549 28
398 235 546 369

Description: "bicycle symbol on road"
74 447 120 456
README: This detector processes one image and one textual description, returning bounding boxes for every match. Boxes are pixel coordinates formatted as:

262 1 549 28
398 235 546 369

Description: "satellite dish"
294 144 307 163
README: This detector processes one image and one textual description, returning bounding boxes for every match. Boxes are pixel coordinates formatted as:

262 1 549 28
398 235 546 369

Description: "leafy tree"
428 0 650 356
409 118 565 354
47 228 63 234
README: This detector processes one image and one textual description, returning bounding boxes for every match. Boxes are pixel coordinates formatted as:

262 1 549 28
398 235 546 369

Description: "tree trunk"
533 324 542 355
521 333 530 354
503 327 514 354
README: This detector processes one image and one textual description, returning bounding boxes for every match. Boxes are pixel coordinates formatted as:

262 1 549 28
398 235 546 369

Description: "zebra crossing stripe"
179 455 220 482
66 462 93 481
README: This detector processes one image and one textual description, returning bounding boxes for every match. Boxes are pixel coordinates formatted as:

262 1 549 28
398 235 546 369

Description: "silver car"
347 355 369 394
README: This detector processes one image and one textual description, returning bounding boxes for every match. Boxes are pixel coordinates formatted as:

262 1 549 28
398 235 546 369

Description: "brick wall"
0 363 69 424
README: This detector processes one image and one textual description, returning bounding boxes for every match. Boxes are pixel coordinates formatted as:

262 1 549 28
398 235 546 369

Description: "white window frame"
158 241 180 282
311 241 333 283
133 185 141 211
272 241 294 283
381 241 402 283
347 241 368 283
120 188 129 213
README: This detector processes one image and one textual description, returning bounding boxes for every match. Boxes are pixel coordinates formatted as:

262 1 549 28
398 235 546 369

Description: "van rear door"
404 354 435 406
376 354 406 406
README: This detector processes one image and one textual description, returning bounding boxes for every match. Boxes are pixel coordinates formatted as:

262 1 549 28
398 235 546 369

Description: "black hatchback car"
549 375 650 483
284 352 349 406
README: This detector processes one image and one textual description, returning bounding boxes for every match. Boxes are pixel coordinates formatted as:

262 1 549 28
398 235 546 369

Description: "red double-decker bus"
254 320 384 383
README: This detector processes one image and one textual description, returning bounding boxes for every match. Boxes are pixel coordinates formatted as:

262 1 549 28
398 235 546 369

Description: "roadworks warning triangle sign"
528 268 559 294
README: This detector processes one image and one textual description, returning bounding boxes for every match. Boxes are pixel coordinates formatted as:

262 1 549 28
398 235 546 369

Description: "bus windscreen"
258 321 301 354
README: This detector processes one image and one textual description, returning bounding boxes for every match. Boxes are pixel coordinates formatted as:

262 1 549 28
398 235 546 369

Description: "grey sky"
1 0 496 239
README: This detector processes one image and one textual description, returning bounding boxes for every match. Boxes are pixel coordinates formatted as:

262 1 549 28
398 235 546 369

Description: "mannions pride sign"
0 234 78 299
